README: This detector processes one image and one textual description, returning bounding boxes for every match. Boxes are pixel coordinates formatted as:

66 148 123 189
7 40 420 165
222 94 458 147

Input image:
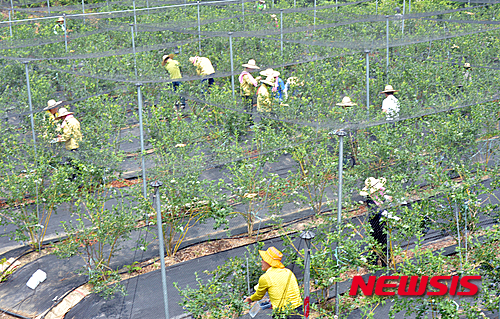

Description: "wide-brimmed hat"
189 56 199 64
380 85 398 94
55 107 74 119
270 14 277 19
44 99 63 111
260 68 280 77
57 17 64 23
259 0 265 3
242 59 260 69
464 63 471 69
161 54 175 66
259 246 285 268
260 76 275 86
359 177 387 197
336 96 357 107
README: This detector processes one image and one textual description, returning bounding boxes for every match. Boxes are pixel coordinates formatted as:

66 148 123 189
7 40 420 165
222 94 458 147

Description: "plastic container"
249 300 261 318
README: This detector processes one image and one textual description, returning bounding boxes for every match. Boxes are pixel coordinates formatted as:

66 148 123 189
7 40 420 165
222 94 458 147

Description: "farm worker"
336 96 357 109
270 14 279 28
256 76 274 113
380 85 400 121
189 56 215 89
41 99 63 138
162 53 185 108
463 62 472 83
283 77 304 101
359 177 399 267
53 16 66 35
55 108 82 151
244 247 303 318
255 0 266 11
239 59 261 122
260 68 285 102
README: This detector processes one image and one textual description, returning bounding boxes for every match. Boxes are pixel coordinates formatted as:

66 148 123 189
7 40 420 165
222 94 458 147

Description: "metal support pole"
272 0 274 8
365 50 370 116
294 0 296 8
130 24 138 79
197 1 201 54
464 203 468 264
228 32 235 99
455 202 463 270
8 10 12 37
246 257 250 295
409 0 411 13
137 85 148 198
386 15 389 76
24 62 41 251
376 0 378 15
280 9 283 55
300 231 315 319
335 0 337 11
313 0 316 30
402 0 405 35
133 0 137 35
241 0 244 31
334 130 345 317
46 0 50 14
82 0 85 23
63 14 68 52
152 181 170 319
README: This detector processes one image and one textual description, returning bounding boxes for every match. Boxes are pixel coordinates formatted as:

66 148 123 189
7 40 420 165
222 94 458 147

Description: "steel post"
137 85 148 199
82 0 85 22
294 0 296 8
280 9 283 55
300 231 316 319
152 181 170 319
402 0 405 34
8 10 12 37
365 50 370 116
313 0 316 30
386 15 389 76
242 0 244 30
24 62 41 250
272 0 274 8
228 32 235 99
335 0 337 11
197 1 201 54
246 257 250 295
63 14 68 52
376 0 378 14
455 203 463 270
130 24 138 79
133 0 137 35
46 0 50 13
409 0 411 13
334 130 346 317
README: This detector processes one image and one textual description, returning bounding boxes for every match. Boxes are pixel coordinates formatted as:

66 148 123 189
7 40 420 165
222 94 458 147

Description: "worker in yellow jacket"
55 108 82 151
189 56 216 89
245 247 303 318
162 53 185 109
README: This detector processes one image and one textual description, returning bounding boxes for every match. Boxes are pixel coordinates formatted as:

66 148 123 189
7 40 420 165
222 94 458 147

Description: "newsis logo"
349 276 481 296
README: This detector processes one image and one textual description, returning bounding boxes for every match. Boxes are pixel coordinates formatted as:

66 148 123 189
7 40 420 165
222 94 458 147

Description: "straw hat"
57 17 64 23
189 56 199 64
259 246 285 268
359 177 387 197
380 85 398 94
44 99 63 111
242 59 260 69
464 63 471 69
161 54 175 66
259 0 265 3
55 107 74 119
271 14 277 19
260 68 280 77
260 76 275 86
336 96 357 107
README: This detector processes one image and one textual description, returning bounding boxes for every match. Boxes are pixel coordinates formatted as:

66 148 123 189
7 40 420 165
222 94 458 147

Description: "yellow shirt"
60 116 82 150
240 73 258 96
257 85 271 112
165 59 182 79
250 267 302 310
194 57 215 76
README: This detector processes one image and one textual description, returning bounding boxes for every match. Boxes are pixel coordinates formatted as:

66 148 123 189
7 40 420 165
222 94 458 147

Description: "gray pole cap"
300 230 316 240
150 180 163 188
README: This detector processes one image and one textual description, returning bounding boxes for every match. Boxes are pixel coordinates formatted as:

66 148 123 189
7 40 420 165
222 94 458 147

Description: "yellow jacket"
250 267 302 310
257 84 272 112
240 72 259 96
194 57 215 76
165 59 182 79
60 116 82 150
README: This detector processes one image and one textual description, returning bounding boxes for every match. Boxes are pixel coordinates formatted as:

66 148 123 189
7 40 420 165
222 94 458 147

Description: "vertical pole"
455 202 463 271
197 1 201 54
464 203 468 264
46 0 50 14
386 15 389 76
376 0 378 15
387 225 390 273
82 0 85 23
106 0 109 7
63 14 68 53
300 231 315 319
294 0 296 8
8 10 12 37
334 130 345 317
335 0 337 11
137 85 147 199
24 62 41 251
402 0 405 35
272 0 274 8
280 9 283 55
365 50 370 116
246 257 250 295
152 181 170 319
409 0 411 13
313 0 316 31
130 24 138 79
228 32 235 99
133 0 138 35
242 0 244 31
